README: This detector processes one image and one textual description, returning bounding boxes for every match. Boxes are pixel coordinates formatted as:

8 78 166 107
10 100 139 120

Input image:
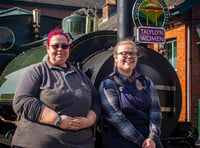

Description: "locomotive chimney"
117 0 135 41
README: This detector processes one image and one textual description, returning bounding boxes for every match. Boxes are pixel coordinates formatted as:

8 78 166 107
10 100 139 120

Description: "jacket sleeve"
147 77 162 143
13 65 45 122
88 79 101 122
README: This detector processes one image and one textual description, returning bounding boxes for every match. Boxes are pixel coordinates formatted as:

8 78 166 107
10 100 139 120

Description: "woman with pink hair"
11 27 100 148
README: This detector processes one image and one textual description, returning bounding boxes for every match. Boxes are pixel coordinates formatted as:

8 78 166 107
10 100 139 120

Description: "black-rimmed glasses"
117 51 138 58
49 44 70 50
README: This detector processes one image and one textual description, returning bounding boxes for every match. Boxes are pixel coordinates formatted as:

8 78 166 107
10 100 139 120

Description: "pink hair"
47 26 69 45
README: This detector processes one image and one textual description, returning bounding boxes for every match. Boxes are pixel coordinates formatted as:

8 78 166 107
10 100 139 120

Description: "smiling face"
114 40 138 77
46 34 70 67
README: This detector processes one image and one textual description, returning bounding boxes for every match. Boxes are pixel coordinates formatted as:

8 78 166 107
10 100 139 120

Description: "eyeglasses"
117 51 138 58
49 44 70 50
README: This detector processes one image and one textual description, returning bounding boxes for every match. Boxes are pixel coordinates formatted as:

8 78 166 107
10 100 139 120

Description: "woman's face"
114 43 138 77
47 35 69 67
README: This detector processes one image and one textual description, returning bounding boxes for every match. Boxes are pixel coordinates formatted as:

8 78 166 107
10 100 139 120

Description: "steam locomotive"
0 1 198 148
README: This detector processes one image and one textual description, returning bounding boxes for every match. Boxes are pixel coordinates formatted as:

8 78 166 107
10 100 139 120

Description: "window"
0 27 15 51
158 38 177 71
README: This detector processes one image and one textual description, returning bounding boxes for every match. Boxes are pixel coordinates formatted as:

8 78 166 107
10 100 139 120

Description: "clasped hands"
59 115 93 131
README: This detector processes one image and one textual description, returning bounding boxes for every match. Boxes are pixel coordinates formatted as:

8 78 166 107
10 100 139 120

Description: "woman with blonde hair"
99 39 163 148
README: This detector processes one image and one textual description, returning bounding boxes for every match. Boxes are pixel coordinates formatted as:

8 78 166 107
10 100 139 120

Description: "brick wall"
106 0 116 5
160 19 200 129
149 3 200 130
166 25 187 122
102 0 117 19
152 25 187 122
190 8 200 128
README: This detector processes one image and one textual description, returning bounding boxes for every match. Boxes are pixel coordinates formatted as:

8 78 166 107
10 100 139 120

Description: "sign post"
132 0 169 44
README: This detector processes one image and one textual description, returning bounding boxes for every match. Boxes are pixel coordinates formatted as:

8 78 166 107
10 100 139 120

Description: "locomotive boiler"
0 1 198 147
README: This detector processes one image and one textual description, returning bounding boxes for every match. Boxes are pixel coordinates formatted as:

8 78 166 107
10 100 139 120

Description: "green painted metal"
171 0 200 15
0 7 32 17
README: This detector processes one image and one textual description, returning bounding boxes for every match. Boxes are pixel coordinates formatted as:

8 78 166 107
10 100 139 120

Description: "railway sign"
132 0 169 44
137 26 165 43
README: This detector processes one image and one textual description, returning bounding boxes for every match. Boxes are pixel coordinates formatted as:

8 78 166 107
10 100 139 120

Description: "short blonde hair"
113 39 137 55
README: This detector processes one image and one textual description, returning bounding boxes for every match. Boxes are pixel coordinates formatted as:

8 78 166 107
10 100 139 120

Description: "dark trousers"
101 128 141 148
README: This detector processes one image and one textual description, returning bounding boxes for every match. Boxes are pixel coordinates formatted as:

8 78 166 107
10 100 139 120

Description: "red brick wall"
149 3 200 130
102 0 117 19
191 20 200 128
152 22 200 129
102 5 109 18
106 0 117 5
102 5 117 18
166 25 187 122
151 25 187 121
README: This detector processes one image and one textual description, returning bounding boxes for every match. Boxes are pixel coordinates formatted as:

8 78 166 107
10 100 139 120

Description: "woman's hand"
40 108 96 131
142 138 156 148
63 110 96 131
59 115 76 130
68 117 90 130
